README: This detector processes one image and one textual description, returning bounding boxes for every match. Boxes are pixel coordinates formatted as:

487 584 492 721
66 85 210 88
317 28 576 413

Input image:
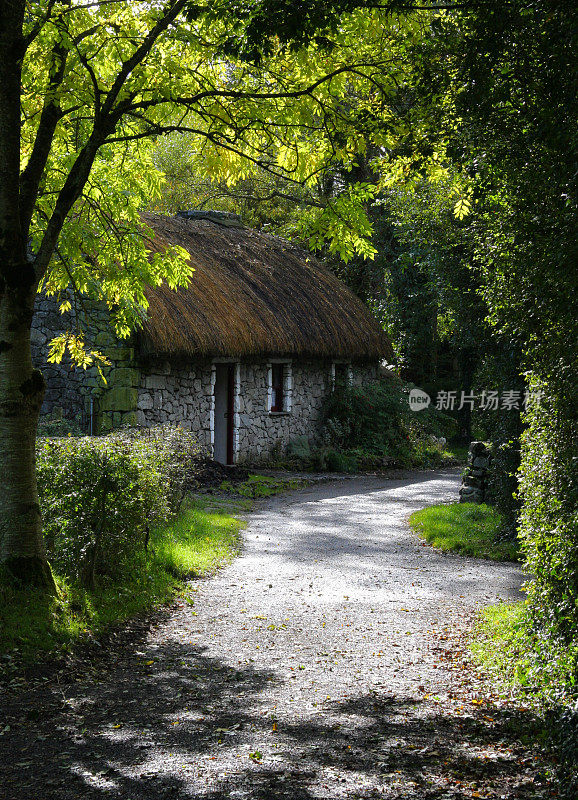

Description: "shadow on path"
0 631 552 800
0 472 544 798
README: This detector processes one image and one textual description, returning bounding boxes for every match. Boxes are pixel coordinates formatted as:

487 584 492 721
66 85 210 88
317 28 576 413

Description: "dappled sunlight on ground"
1 472 550 799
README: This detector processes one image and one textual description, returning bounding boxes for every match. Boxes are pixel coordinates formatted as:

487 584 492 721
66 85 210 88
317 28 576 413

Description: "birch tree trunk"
0 280 55 590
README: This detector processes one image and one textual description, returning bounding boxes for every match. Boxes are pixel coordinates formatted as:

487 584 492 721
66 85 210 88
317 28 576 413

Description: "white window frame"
331 361 352 389
267 359 292 414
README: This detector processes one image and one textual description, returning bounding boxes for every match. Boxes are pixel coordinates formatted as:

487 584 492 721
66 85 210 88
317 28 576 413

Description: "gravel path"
3 470 554 800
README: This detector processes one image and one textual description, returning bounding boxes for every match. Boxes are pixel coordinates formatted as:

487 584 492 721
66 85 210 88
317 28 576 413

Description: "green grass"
471 601 578 700
220 473 309 498
470 602 578 798
151 498 243 578
0 499 243 665
470 602 530 687
409 502 520 561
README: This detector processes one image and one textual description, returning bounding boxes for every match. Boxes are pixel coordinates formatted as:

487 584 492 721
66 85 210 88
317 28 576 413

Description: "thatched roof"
139 213 392 361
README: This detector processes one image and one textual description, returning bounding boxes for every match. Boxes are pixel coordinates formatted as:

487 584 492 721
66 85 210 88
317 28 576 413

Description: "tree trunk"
0 281 55 591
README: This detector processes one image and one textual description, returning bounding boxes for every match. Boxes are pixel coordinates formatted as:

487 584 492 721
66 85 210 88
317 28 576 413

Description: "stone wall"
136 358 378 462
236 361 377 462
137 359 214 449
459 441 492 503
32 291 138 431
237 359 328 462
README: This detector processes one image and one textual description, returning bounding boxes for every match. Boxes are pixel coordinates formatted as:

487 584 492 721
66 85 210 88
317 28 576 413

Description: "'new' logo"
409 388 431 411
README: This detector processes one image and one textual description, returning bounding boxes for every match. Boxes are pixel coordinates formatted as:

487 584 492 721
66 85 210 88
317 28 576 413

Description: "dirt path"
1 471 555 799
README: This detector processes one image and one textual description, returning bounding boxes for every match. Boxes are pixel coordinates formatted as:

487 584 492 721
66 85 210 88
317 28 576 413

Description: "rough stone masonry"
459 440 492 503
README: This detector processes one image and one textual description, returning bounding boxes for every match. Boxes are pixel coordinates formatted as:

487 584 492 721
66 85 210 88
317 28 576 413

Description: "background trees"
445 0 578 678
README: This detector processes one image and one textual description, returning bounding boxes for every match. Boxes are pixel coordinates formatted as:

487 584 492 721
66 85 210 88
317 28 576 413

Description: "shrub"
286 435 312 462
472 350 524 537
37 434 169 588
37 408 84 438
322 380 409 460
471 376 578 723
121 425 207 511
320 379 456 470
36 425 206 588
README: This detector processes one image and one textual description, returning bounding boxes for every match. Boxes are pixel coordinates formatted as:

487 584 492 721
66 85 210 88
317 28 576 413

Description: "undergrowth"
219 473 308 498
471 602 578 799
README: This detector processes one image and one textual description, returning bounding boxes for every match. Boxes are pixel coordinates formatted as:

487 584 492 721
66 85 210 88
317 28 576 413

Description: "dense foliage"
300 377 457 472
443 0 578 694
36 426 205 588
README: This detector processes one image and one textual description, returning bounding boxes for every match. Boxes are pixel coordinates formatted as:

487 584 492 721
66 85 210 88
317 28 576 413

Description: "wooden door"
214 363 236 465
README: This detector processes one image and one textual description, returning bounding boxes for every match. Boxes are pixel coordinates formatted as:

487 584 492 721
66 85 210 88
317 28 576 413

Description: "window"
271 363 285 412
332 362 351 389
268 361 292 413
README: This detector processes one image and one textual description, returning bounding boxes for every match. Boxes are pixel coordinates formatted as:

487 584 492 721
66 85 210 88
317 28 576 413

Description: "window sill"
269 411 291 417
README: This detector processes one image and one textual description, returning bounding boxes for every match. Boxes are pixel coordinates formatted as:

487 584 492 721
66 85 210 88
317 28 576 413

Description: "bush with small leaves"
120 425 208 511
36 425 206 587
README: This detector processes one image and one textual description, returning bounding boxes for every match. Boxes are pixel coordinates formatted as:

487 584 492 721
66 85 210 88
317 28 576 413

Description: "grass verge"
471 601 578 701
470 602 529 687
470 602 578 799
219 473 310 498
0 497 243 666
409 502 520 561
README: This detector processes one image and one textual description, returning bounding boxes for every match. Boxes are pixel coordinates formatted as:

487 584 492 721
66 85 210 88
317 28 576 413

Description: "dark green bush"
473 350 524 536
320 379 455 470
322 380 411 463
324 449 359 473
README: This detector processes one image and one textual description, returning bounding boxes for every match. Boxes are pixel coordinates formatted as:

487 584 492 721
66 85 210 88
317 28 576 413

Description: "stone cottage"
33 211 392 463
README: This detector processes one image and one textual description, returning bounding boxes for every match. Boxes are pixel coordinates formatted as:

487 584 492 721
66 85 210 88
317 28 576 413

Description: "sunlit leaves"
453 193 471 220
47 332 111 380
21 0 458 350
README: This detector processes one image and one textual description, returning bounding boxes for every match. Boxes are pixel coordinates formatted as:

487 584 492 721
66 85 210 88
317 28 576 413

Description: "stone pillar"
459 441 492 504
96 347 139 432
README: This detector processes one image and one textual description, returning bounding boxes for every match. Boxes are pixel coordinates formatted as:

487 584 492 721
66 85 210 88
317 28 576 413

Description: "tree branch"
100 0 188 118
20 3 72 239
0 0 28 285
